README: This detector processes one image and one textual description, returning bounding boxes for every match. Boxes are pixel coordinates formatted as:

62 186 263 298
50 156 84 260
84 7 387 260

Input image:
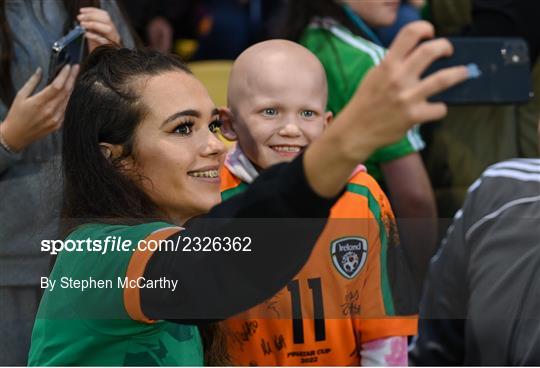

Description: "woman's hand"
0 65 79 152
77 7 122 53
304 21 469 198
337 21 469 161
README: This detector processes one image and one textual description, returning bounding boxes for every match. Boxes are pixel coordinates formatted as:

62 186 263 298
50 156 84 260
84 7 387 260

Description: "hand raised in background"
78 7 122 53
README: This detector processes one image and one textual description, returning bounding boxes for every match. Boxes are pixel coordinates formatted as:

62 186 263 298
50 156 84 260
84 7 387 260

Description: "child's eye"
173 122 194 136
209 119 222 133
300 110 315 118
262 108 278 117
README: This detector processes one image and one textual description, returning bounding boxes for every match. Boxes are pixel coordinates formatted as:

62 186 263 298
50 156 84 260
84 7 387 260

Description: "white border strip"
465 195 540 241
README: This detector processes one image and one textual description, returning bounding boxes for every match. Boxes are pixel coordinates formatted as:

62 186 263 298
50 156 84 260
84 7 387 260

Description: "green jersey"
28 222 203 366
300 18 425 180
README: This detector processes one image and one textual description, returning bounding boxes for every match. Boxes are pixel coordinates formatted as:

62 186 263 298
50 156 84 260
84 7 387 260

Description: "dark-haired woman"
0 1 135 364
28 22 469 366
282 0 438 290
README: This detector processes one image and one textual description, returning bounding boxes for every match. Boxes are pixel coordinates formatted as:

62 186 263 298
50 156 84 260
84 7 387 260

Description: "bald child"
219 40 417 366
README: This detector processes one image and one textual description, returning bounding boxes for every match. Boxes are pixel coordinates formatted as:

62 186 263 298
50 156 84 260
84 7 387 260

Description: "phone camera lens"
502 41 529 65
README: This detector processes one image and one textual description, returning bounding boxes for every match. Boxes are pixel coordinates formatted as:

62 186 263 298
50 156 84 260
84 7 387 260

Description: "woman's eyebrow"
161 108 220 127
161 110 199 127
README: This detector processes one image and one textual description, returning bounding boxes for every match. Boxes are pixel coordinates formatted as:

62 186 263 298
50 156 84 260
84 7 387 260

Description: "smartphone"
423 38 533 105
48 25 85 83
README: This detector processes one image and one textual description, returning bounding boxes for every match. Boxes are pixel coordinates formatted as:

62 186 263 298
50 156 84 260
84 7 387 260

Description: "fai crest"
330 237 368 279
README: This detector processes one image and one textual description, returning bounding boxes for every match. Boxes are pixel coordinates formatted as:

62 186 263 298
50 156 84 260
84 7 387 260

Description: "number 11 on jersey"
286 278 326 344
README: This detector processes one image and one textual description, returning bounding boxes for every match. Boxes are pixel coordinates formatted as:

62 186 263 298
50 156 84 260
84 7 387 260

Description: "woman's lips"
187 168 221 183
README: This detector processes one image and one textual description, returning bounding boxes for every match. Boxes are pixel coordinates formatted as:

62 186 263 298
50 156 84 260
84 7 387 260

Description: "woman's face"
128 70 226 223
341 0 400 27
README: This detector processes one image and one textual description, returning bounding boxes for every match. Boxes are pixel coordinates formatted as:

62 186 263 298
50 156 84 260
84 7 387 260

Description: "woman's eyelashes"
209 119 222 133
173 121 194 136
172 118 222 136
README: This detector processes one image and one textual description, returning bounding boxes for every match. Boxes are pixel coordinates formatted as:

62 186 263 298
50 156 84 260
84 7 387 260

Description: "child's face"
228 62 331 170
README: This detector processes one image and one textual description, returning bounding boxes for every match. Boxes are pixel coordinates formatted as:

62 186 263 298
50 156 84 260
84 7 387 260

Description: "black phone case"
423 38 533 105
48 25 85 83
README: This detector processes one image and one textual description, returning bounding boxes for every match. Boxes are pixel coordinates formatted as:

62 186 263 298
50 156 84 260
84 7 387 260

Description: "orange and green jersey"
220 165 417 366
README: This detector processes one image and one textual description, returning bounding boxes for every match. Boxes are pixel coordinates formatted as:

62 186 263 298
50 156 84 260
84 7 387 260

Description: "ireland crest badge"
330 237 368 279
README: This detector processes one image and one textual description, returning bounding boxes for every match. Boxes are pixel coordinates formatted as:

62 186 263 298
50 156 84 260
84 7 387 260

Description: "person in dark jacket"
411 119 540 365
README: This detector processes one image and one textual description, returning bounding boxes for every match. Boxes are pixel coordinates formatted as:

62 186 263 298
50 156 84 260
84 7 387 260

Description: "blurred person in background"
377 0 425 47
282 0 438 291
0 0 135 364
124 0 201 54
422 0 540 229
194 0 286 60
124 0 286 60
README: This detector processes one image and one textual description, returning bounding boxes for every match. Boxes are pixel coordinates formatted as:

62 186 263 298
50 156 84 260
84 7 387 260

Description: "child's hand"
78 7 122 53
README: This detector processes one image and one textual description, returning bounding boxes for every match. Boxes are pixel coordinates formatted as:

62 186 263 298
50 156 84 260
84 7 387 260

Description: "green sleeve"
47 222 174 334
366 125 425 175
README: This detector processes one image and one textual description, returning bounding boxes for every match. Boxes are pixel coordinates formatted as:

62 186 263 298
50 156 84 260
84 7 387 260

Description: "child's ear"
324 111 333 129
219 107 238 141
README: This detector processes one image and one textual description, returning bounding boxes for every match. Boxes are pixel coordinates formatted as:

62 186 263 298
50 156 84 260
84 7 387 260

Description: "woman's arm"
141 154 337 321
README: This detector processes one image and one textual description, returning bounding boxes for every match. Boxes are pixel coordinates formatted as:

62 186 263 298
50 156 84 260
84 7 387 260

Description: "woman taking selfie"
0 0 135 364
29 22 468 366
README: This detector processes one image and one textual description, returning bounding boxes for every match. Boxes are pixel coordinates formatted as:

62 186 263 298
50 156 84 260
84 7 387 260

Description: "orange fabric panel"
220 165 242 192
123 227 182 323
